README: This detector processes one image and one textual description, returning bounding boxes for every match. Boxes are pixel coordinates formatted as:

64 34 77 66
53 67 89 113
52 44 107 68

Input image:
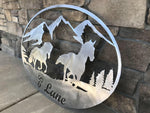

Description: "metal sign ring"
22 4 122 109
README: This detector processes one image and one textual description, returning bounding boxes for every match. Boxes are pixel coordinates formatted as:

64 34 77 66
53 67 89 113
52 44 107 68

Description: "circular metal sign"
21 4 122 109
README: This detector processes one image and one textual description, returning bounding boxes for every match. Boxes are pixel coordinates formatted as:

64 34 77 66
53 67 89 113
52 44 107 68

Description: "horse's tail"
47 53 50 59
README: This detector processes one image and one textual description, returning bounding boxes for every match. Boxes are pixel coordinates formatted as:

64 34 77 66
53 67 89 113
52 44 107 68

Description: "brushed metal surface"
21 4 122 109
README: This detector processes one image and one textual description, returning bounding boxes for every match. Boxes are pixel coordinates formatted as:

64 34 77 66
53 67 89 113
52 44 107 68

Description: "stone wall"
0 0 150 113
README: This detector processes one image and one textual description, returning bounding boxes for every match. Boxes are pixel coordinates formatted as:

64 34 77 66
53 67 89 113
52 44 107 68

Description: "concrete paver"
1 93 116 113
0 52 37 111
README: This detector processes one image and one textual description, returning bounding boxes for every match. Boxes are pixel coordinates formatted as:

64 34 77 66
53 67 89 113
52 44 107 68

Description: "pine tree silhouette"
103 69 114 91
22 45 28 63
89 72 95 86
95 70 105 89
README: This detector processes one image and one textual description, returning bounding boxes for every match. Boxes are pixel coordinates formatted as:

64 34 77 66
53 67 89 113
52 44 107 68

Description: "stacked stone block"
0 0 150 113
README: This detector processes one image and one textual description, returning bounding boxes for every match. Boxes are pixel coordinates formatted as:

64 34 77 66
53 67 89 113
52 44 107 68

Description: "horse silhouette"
56 40 96 81
29 42 53 73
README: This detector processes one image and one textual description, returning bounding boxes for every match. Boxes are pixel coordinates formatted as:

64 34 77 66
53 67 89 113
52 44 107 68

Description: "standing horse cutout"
56 40 96 81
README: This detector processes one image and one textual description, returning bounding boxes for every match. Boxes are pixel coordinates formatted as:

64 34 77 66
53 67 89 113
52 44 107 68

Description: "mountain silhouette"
23 22 50 46
48 16 74 39
52 19 80 43
23 16 113 46
48 16 83 44
74 20 113 46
